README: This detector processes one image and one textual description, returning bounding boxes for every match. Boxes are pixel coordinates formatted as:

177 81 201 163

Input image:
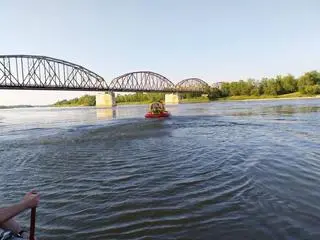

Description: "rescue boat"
145 111 170 118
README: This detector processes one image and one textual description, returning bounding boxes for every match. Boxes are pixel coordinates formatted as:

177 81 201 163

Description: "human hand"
21 231 37 240
21 190 40 209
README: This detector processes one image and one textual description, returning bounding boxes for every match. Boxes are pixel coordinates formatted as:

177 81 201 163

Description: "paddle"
29 207 36 240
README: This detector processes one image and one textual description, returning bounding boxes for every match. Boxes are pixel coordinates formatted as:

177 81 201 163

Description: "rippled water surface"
1 99 320 240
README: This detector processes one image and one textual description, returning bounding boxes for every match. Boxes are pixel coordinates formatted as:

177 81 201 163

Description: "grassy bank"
180 96 209 103
53 103 90 107
52 92 320 107
117 97 210 105
0 105 33 109
117 101 150 105
218 92 319 101
55 102 150 106
53 97 209 107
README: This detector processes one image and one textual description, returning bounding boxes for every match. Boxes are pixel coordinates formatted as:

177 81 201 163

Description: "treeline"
54 94 96 106
116 93 165 103
53 71 320 105
54 92 203 106
179 92 202 98
116 92 203 102
53 93 167 106
208 71 320 100
0 105 33 109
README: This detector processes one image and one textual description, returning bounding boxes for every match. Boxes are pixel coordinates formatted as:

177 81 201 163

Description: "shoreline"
51 96 320 107
217 95 320 102
2 95 319 109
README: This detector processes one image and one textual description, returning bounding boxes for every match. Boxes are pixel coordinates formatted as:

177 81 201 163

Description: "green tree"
303 85 320 94
229 82 241 96
53 95 96 106
298 71 320 93
116 92 166 103
279 74 297 93
208 87 222 100
220 82 230 97
260 78 282 95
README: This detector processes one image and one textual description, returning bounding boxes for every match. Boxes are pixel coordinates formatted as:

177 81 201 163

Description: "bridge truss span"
0 55 210 93
175 78 209 92
109 71 175 92
0 55 108 91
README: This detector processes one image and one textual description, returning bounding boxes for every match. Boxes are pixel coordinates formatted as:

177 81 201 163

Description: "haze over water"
1 99 320 240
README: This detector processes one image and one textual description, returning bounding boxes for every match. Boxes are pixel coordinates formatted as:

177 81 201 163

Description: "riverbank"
117 101 150 105
217 92 320 102
53 97 209 107
51 93 320 107
117 93 319 105
180 96 209 103
0 105 33 109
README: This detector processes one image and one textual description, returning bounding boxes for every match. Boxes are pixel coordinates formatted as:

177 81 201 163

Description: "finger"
30 189 38 195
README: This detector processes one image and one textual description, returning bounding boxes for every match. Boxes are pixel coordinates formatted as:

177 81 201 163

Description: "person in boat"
159 100 166 112
0 191 39 239
149 101 166 114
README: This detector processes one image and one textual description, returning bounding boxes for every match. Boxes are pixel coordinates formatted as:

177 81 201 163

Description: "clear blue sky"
1 0 320 105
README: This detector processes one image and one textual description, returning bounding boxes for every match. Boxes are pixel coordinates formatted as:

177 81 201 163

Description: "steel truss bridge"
0 55 209 93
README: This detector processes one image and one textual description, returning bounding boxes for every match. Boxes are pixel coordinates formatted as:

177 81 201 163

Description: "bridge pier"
96 92 116 107
165 93 180 104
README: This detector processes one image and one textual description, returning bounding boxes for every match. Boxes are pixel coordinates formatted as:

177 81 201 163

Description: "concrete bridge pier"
96 92 116 107
165 93 180 104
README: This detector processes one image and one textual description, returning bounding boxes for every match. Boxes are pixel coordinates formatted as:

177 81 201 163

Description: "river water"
1 99 320 240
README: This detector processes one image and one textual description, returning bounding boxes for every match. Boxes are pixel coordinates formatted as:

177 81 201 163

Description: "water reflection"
266 105 320 114
96 108 116 120
229 105 320 117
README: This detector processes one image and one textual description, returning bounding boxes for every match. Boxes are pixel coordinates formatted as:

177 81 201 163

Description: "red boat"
145 111 170 118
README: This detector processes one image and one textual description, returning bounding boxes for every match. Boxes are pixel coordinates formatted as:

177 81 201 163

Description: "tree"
208 87 222 100
115 93 166 103
229 82 241 96
303 85 320 95
279 74 297 94
220 82 230 97
53 95 96 106
298 71 320 93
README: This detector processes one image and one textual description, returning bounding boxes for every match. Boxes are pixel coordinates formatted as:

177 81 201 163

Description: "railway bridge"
0 55 209 106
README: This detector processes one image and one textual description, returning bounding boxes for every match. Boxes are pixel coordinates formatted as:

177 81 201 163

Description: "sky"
1 0 320 105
